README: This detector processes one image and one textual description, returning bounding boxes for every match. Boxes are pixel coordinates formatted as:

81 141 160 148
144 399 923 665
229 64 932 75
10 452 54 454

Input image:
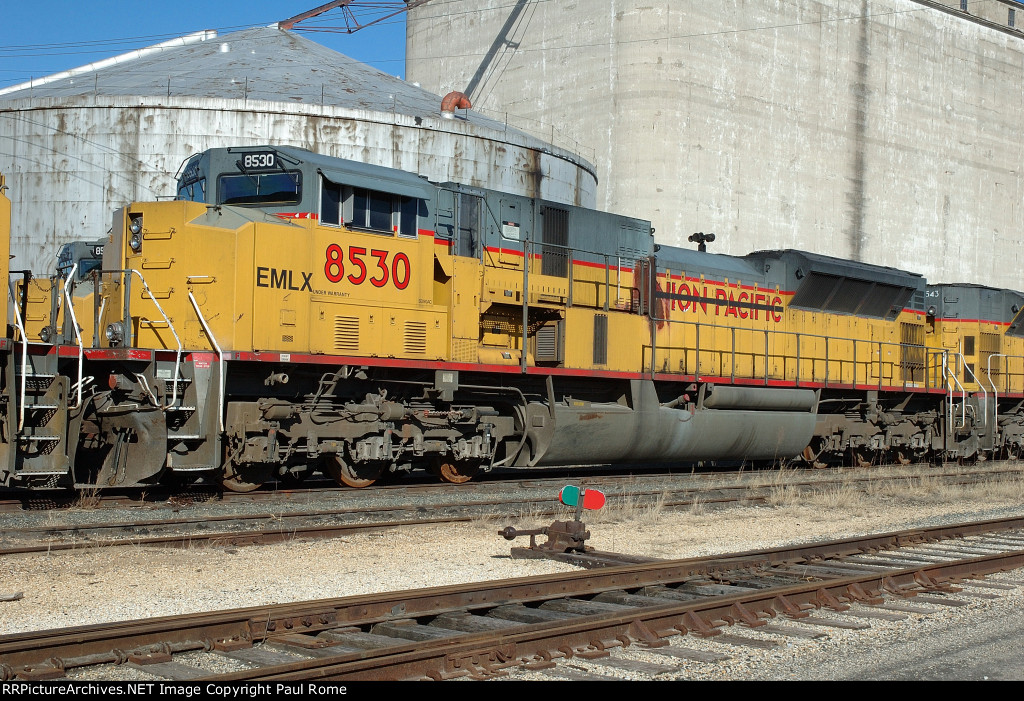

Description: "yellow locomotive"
2 146 1021 491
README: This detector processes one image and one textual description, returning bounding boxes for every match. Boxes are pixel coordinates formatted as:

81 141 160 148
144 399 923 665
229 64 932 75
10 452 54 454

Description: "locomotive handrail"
984 353 1004 436
645 310 938 392
484 212 639 312
61 264 84 410
7 280 28 433
984 353 1024 439
953 349 988 430
944 351 968 432
131 270 184 409
93 295 106 348
98 268 184 408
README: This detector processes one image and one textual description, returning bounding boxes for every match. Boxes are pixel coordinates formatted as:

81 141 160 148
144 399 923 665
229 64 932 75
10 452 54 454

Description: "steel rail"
217 547 1024 681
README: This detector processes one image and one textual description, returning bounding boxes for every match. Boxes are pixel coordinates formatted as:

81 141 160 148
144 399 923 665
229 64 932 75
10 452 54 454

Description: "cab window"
320 178 421 238
218 172 301 205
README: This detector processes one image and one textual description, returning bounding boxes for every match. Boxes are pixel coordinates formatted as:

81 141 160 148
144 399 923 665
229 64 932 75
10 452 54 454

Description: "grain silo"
0 24 596 273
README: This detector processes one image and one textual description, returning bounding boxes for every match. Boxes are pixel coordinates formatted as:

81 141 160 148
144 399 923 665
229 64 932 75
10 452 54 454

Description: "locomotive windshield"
56 241 103 280
177 177 206 203
218 171 301 206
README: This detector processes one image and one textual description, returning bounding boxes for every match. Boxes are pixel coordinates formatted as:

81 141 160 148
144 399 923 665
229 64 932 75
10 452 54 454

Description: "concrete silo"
407 0 1024 288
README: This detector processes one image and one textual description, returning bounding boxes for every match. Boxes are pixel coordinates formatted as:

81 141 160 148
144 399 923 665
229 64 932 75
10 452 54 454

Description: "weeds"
803 481 865 512
71 488 101 511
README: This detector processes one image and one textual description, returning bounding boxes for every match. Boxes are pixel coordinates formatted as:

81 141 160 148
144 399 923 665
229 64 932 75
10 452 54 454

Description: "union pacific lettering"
659 279 785 323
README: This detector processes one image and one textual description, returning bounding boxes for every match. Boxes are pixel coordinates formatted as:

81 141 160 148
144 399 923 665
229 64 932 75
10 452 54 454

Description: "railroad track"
1 465 1018 555
2 517 1023 681
0 461 699 512
2 460 1017 513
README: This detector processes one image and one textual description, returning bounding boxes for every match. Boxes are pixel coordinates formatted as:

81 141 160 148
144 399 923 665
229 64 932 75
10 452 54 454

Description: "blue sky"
0 1 408 91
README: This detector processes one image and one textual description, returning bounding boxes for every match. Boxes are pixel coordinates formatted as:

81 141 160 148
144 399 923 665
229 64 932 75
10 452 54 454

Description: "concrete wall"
0 95 596 273
407 0 1024 288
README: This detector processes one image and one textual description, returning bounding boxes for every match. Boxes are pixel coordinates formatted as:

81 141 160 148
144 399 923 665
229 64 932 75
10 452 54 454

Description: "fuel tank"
532 380 816 465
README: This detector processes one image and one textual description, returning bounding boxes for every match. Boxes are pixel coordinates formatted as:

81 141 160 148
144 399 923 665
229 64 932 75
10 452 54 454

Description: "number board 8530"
324 243 410 290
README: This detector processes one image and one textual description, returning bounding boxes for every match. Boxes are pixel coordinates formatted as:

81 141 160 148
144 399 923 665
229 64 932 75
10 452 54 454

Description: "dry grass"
584 486 668 525
477 463 1024 553
803 481 866 512
470 500 550 531
767 462 1024 515
70 488 102 511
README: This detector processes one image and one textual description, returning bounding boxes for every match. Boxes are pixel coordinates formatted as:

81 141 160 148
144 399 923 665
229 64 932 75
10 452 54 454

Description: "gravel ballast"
2 478 1024 681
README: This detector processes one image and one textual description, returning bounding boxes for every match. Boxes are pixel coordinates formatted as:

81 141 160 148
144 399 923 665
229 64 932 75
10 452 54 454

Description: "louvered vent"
536 325 557 361
900 322 925 384
333 316 359 352
981 332 1002 381
593 315 608 365
404 321 427 354
536 324 561 363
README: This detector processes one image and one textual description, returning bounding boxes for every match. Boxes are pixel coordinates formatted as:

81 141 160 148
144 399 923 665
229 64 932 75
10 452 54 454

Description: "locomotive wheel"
801 443 828 469
849 448 874 468
322 454 384 488
430 457 480 484
221 463 273 493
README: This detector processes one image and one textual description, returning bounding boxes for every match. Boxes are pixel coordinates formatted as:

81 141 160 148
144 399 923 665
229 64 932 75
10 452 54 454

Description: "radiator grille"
452 339 477 363
404 321 427 354
333 316 359 353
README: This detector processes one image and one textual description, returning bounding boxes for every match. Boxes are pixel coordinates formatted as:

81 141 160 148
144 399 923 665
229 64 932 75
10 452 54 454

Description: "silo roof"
0 25 532 141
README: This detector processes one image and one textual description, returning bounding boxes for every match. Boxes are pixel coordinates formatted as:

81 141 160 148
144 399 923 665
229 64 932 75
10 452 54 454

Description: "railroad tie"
486 604 575 624
538 665 625 682
905 595 969 607
216 646 307 667
832 608 908 622
757 623 828 639
870 602 937 615
370 619 465 642
125 661 208 681
264 642 363 659
643 646 731 663
539 597 635 616
588 656 677 677
431 611 525 633
707 633 785 650
787 616 871 631
316 629 410 649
